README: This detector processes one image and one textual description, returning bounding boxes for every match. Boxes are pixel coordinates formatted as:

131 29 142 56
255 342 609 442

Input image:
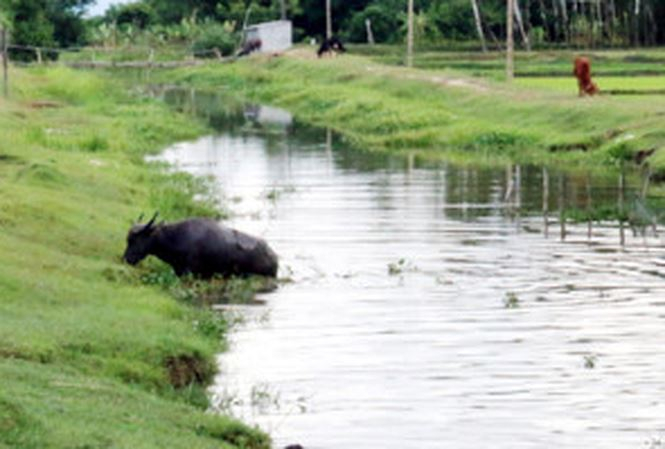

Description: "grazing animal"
236 38 262 58
634 147 656 165
317 36 346 58
573 56 599 97
123 213 278 278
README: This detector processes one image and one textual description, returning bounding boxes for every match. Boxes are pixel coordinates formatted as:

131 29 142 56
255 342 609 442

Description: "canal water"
156 90 665 449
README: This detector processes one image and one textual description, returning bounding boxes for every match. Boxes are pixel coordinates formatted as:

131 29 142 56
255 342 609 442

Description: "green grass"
158 51 665 176
516 76 665 94
0 66 268 449
352 44 665 78
58 44 199 64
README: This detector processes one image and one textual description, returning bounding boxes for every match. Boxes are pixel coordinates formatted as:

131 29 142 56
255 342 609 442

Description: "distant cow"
123 213 278 278
317 36 346 58
236 38 262 58
573 56 599 97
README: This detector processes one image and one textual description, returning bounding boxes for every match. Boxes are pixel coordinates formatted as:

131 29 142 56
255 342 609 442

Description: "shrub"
191 23 237 57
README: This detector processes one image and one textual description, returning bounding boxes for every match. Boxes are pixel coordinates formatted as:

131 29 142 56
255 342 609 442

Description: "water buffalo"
317 36 346 58
123 213 278 278
236 38 262 58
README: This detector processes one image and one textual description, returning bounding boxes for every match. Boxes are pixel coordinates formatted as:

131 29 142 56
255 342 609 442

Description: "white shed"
244 20 292 54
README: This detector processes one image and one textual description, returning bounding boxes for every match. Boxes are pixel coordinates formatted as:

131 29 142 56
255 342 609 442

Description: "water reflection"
154 89 665 449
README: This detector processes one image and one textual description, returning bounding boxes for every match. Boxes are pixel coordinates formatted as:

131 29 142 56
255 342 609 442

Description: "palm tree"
514 0 531 50
506 0 515 80
325 0 332 38
470 0 487 52
280 0 287 20
407 0 414 67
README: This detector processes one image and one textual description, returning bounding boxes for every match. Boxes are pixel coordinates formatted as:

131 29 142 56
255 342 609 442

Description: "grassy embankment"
0 67 268 449
160 50 665 176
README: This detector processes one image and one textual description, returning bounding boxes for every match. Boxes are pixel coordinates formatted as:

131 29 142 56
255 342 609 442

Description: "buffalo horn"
141 212 159 232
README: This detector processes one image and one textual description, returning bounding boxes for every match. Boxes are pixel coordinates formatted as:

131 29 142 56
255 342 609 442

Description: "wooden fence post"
1 27 8 98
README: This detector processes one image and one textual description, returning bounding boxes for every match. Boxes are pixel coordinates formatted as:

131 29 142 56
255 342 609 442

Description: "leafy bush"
346 3 403 43
108 2 156 29
191 23 237 57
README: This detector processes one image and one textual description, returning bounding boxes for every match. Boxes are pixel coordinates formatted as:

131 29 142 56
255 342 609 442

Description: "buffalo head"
123 212 159 266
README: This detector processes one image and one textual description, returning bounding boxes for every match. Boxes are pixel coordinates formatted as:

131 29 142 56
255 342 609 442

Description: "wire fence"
0 27 234 98
7 43 229 63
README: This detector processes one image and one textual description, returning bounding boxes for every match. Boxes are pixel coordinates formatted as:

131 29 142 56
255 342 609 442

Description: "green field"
351 44 665 77
351 45 665 94
0 67 268 449
516 75 665 94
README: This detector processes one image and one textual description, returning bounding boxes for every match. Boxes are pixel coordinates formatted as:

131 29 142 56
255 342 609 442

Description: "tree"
513 0 530 50
506 0 514 80
106 2 156 29
406 0 413 66
325 0 331 37
346 3 401 43
2 0 92 59
48 0 94 47
75 0 665 48
470 0 487 52
280 0 287 19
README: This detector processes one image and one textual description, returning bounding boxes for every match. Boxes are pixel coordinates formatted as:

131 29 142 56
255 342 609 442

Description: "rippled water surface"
157 92 665 449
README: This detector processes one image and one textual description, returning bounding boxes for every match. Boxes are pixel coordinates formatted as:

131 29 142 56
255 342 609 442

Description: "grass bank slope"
163 53 665 175
0 67 268 449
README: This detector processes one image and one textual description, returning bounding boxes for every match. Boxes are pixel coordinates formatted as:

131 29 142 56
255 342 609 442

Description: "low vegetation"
0 66 268 449
354 45 665 77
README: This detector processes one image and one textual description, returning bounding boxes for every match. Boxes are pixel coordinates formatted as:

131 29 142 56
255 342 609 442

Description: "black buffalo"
317 36 346 58
123 214 278 278
236 38 262 58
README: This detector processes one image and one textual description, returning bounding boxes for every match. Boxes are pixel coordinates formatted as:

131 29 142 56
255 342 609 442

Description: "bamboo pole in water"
640 166 658 236
505 165 514 202
558 174 566 241
586 174 593 240
513 165 522 226
618 166 626 246
325 128 333 159
543 168 549 238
